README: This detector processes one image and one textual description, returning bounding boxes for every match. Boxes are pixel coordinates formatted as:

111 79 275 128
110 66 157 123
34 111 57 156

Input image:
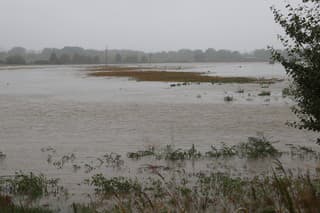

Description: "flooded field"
0 63 319 211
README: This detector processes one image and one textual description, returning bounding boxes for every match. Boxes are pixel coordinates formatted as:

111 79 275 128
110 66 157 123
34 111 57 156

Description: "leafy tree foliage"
5 55 26 65
0 46 276 65
8 47 26 56
49 52 59 64
270 0 320 143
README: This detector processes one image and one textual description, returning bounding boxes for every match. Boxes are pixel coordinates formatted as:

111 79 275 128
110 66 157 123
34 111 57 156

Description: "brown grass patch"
88 66 280 84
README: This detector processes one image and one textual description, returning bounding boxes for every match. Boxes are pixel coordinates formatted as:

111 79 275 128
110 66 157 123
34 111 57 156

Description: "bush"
270 0 320 143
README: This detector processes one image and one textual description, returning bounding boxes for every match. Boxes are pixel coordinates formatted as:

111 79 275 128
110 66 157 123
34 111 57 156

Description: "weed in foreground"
285 144 320 160
0 195 52 213
0 172 63 200
84 162 320 213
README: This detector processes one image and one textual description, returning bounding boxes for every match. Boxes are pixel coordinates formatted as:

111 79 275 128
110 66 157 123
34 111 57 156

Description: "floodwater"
0 63 319 204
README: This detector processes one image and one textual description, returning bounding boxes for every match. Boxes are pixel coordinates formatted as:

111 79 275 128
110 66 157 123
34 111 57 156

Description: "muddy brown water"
0 63 319 207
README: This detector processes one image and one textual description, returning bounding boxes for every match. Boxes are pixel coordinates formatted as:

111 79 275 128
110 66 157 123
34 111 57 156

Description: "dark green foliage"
270 0 320 143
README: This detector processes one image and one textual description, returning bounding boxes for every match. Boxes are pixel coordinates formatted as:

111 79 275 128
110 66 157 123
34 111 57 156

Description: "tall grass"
1 136 320 212
85 163 320 212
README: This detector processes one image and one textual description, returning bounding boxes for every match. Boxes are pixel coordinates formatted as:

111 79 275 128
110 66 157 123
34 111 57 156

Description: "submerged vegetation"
0 151 6 159
258 91 271 96
86 164 320 213
224 95 234 102
0 195 53 213
127 135 280 161
0 172 63 200
0 135 320 212
0 172 64 213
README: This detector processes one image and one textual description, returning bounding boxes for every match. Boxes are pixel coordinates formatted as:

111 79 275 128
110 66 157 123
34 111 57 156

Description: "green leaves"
270 1 320 143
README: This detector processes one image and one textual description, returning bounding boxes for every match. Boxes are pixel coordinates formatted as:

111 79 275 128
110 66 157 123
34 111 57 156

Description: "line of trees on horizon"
0 46 278 65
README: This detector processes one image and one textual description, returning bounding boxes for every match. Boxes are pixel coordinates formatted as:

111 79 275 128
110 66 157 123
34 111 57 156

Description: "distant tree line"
0 46 279 65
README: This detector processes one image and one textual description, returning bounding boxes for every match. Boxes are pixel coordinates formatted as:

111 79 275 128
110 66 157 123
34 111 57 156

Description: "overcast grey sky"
0 0 297 52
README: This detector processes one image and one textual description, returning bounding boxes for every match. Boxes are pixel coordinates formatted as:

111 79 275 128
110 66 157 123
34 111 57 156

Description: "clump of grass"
282 87 294 98
128 145 202 161
127 146 155 159
260 84 270 89
224 95 234 102
0 195 53 213
238 136 280 159
236 88 245 93
205 136 280 159
89 174 141 196
163 144 202 161
285 144 320 160
40 146 56 153
258 91 271 96
0 172 62 200
205 143 238 158
72 203 99 213
103 152 124 168
52 153 76 169
0 151 6 159
127 136 280 162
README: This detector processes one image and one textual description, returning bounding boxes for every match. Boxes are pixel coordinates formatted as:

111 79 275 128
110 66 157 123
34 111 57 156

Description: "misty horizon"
0 45 278 54
0 0 299 52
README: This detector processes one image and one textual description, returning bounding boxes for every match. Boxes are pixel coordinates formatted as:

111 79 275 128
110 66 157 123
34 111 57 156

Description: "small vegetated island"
87 66 279 84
